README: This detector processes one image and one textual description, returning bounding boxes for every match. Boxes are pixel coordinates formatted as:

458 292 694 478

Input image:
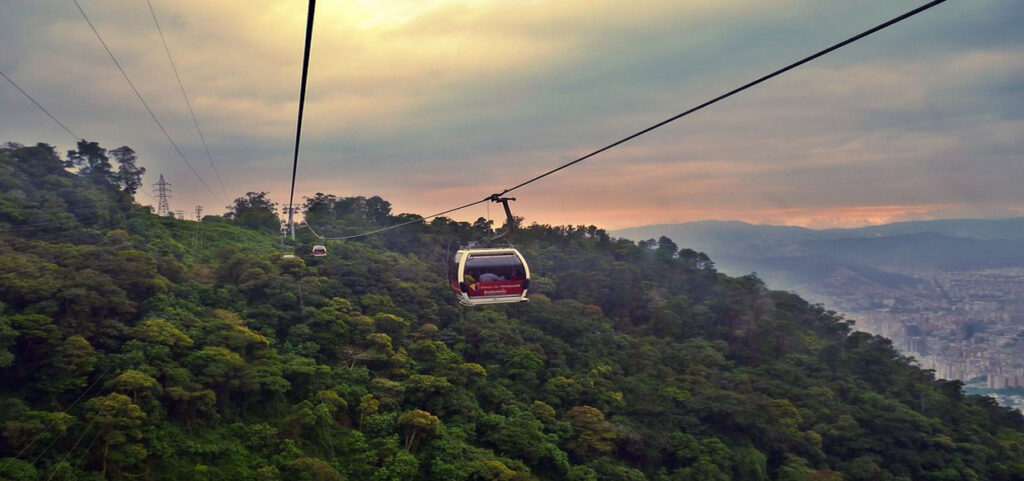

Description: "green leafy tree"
284 457 344 481
85 393 148 479
42 335 97 394
66 139 114 186
566 406 617 459
225 191 280 232
397 409 440 451
110 146 145 196
105 369 160 404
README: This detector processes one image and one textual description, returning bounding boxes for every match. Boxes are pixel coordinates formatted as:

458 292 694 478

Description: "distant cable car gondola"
312 245 327 256
450 247 530 306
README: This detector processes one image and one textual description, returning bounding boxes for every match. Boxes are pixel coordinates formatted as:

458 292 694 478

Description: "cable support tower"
193 205 203 248
304 0 948 242
154 174 172 216
0 71 80 142
146 0 229 199
72 0 224 203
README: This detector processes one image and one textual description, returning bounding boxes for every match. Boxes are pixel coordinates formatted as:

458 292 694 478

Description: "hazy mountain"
613 217 1024 289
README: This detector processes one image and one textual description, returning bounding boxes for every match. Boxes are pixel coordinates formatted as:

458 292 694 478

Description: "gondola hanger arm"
486 195 517 243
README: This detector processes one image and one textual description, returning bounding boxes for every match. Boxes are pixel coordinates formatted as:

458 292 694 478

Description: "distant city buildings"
799 267 1024 412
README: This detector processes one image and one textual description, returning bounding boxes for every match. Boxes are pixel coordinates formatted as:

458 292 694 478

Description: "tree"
284 457 344 481
225 191 280 232
85 393 148 478
398 409 440 451
566 406 617 459
0 313 15 367
67 140 114 186
133 319 193 351
656 236 678 259
303 193 337 226
110 146 145 196
42 335 97 394
105 369 160 404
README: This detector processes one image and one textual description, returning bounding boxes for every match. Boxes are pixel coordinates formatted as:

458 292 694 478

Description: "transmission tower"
175 210 185 220
193 205 203 249
154 174 172 216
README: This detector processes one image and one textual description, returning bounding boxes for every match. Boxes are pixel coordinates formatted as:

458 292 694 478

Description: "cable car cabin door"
451 248 530 306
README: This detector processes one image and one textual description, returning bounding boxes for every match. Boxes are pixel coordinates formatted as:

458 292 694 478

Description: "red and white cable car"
449 247 530 306
312 245 328 256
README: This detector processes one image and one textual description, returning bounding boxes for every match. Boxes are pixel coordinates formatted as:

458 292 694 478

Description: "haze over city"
2 0 1021 229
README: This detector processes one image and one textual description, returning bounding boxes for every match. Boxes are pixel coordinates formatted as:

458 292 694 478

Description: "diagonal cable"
146 0 229 199
305 197 490 240
304 0 948 241
73 0 223 203
1 71 80 141
494 0 949 197
286 0 317 239
42 416 98 481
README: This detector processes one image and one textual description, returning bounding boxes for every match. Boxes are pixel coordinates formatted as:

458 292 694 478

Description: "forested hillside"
2 141 1024 481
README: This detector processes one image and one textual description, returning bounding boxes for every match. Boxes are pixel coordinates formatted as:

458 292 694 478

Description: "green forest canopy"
1 141 1023 481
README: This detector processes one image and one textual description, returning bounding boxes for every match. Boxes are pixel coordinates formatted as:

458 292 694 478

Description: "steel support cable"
305 0 947 241
146 0 229 199
286 0 317 240
494 0 948 197
304 196 490 241
0 71 80 141
42 416 99 481
72 0 223 203
44 428 103 481
17 364 113 461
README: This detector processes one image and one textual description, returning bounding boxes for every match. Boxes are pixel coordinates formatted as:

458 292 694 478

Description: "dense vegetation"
2 141 1023 481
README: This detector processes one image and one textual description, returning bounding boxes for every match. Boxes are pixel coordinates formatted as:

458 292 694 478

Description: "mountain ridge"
3 142 1024 480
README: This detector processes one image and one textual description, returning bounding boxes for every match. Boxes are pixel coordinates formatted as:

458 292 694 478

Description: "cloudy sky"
2 0 1021 230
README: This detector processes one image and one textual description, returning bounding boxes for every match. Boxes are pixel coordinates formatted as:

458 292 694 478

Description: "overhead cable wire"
42 416 98 481
492 0 949 198
286 0 317 239
0 71 80 142
146 0 229 199
305 0 948 241
44 428 103 481
17 363 113 462
0 75 158 207
72 0 223 203
305 196 490 241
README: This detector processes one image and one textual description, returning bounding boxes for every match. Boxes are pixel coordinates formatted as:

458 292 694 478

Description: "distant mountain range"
613 217 1024 292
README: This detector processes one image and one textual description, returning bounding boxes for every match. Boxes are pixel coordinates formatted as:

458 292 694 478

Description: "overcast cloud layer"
2 0 1021 229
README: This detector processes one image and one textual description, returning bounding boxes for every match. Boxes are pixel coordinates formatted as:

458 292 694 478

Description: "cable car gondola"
450 247 530 306
312 245 327 256
448 195 530 306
